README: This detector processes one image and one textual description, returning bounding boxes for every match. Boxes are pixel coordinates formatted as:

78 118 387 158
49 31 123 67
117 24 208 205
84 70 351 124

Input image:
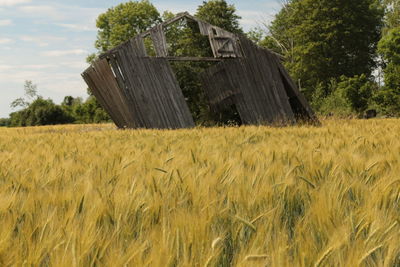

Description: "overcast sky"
0 0 282 118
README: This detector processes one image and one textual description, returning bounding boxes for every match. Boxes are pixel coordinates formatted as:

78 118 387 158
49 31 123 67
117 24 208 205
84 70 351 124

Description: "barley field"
0 119 399 266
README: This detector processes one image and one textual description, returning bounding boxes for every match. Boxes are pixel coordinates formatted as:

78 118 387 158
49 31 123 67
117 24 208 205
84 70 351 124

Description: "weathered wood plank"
114 45 194 129
165 57 222 62
150 24 168 57
82 60 126 128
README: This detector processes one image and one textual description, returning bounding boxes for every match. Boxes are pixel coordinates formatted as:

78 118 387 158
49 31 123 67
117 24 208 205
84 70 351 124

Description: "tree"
264 0 384 100
0 118 10 127
60 96 110 124
95 0 161 52
9 99 74 127
316 75 378 117
72 96 110 123
382 0 400 31
375 1 400 116
196 0 243 34
10 80 40 109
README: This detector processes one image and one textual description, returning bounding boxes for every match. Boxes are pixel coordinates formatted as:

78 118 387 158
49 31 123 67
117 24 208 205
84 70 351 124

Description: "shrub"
9 98 75 127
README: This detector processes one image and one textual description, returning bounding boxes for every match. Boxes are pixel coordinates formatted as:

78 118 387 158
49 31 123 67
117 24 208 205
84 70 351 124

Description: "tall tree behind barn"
82 13 318 129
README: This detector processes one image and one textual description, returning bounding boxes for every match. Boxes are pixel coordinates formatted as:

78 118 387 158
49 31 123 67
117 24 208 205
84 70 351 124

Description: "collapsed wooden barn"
82 12 318 129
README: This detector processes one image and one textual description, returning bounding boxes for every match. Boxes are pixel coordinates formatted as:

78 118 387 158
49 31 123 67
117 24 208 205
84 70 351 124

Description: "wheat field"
0 119 399 266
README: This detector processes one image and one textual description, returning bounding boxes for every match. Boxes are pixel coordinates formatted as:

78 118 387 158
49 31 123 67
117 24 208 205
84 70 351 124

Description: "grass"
0 119 399 266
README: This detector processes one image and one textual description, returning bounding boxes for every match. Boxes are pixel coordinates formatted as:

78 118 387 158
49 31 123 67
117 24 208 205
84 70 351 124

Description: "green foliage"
196 0 243 34
5 85 111 127
266 0 384 99
372 88 400 116
0 118 10 127
317 75 378 117
379 27 400 66
86 53 97 64
61 96 111 124
336 75 377 114
72 96 110 123
95 0 161 52
382 0 400 31
376 3 400 116
8 81 74 127
9 98 75 127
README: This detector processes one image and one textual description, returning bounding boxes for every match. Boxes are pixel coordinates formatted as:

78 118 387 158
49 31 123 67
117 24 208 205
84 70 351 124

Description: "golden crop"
0 119 399 266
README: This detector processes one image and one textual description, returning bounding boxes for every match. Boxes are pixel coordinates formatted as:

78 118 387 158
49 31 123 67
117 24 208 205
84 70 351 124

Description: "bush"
372 88 400 117
0 118 10 127
313 75 378 117
9 98 75 127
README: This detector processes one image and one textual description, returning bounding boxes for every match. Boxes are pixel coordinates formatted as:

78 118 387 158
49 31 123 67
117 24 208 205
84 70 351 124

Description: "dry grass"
0 119 399 266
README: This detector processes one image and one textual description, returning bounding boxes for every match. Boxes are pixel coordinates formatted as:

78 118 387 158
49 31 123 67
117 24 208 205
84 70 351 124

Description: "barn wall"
82 59 133 128
201 37 296 125
84 39 195 129
200 36 318 125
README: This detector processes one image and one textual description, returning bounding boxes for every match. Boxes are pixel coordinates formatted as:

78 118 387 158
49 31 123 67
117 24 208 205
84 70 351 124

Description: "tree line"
1 0 399 127
0 81 109 127
253 0 399 117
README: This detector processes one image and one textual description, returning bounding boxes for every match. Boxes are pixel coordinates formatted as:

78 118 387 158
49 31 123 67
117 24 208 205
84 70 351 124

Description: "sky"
0 0 282 118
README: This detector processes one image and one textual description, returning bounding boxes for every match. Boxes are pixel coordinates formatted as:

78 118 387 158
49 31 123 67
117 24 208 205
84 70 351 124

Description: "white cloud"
24 64 56 70
19 35 66 47
0 0 31 6
56 23 96 32
0 64 13 71
41 49 88 57
17 4 103 24
18 5 61 19
59 61 89 70
237 10 275 30
153 2 196 15
0 19 12 26
20 36 49 47
0 66 87 97
0 38 13 44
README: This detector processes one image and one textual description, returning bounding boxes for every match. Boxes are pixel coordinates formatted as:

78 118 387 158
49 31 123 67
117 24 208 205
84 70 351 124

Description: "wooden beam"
140 12 192 37
163 57 223 62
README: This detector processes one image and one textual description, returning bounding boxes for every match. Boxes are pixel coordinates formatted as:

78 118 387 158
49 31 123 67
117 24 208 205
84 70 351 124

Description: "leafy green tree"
264 0 384 100
382 0 400 31
375 1 400 116
60 96 110 124
95 0 161 52
9 99 74 127
196 0 243 34
8 81 74 127
74 96 110 123
0 118 10 127
318 75 378 116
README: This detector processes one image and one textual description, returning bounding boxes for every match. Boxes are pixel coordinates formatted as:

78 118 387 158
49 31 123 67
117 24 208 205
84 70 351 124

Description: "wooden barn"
82 12 318 129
